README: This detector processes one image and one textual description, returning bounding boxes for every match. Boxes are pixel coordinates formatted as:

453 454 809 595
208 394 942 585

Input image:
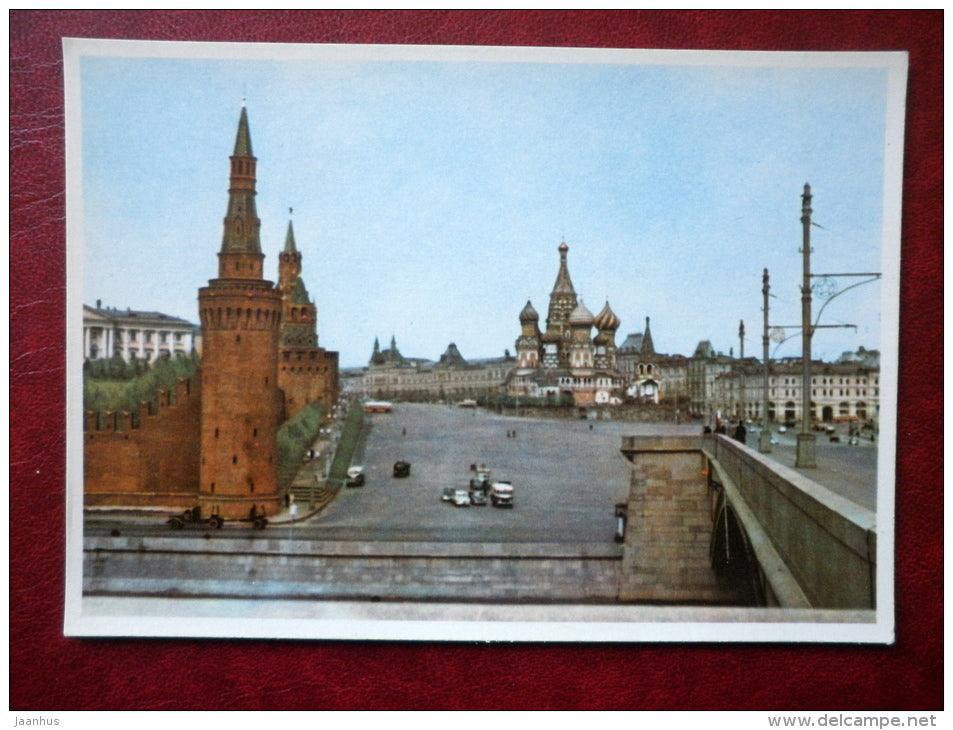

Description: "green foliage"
328 402 365 483
83 353 199 413
277 402 327 489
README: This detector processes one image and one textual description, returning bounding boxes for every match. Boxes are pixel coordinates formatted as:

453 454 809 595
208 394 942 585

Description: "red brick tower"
198 104 284 520
276 218 340 418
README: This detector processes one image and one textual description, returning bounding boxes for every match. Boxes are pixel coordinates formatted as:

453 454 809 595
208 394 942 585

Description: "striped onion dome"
594 301 620 331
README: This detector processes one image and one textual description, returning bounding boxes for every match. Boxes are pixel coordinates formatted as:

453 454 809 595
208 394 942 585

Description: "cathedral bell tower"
515 300 541 368
198 104 284 520
545 241 578 366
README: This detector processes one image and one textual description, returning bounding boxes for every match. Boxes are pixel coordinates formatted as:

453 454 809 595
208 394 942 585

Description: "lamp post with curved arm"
770 185 880 468
797 185 816 467
759 269 772 453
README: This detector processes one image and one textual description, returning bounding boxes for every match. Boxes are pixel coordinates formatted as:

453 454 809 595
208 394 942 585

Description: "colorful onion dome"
594 301 620 331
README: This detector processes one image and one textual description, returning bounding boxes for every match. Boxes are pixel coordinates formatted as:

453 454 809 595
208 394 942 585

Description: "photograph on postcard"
64 40 906 642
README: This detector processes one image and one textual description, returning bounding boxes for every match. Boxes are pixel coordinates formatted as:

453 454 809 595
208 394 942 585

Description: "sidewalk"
278 434 339 523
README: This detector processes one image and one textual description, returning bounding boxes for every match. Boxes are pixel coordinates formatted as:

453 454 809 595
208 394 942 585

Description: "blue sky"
74 43 901 368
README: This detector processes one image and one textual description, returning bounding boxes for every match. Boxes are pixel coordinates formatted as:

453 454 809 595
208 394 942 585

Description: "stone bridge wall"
708 435 876 609
619 435 877 609
83 538 622 602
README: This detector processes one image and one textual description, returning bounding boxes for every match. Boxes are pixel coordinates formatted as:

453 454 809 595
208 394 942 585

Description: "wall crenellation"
84 377 198 433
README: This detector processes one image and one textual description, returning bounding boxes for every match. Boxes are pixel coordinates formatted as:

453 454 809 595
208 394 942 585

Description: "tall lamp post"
796 184 816 468
738 319 745 422
791 183 881 468
759 269 772 453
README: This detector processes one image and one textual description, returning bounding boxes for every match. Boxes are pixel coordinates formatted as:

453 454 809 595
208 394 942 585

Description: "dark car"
393 460 411 478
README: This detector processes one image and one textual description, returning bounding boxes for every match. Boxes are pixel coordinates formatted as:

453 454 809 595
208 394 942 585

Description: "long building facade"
358 337 513 403
710 353 881 428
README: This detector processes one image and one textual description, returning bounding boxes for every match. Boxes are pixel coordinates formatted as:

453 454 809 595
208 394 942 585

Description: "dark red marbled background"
10 10 942 710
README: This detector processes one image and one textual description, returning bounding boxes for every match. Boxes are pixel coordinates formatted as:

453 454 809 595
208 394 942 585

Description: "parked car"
470 466 491 490
452 489 471 507
441 487 456 502
393 460 411 478
346 466 365 487
469 490 488 506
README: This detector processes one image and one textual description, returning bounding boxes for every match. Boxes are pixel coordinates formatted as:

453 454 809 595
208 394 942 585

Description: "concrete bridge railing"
708 435 876 609
620 435 877 610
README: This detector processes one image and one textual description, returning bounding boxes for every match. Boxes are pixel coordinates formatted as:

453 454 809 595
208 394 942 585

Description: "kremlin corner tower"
198 105 284 520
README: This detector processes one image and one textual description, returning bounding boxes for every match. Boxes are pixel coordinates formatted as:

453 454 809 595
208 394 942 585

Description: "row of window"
86 328 186 344
201 306 280 330
286 307 312 321
771 388 876 398
87 346 183 361
212 426 259 438
723 402 872 417
779 376 878 386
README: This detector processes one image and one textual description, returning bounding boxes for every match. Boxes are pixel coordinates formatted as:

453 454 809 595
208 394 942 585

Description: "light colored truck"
490 480 514 508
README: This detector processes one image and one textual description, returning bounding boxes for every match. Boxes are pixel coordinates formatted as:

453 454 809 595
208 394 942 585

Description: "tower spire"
284 218 297 253
640 316 655 357
545 240 579 365
198 102 283 521
218 105 263 278
233 104 253 157
551 239 575 295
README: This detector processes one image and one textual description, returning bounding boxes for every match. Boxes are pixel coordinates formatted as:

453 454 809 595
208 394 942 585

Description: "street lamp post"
759 269 772 453
738 319 745 423
796 184 817 468
789 184 880 467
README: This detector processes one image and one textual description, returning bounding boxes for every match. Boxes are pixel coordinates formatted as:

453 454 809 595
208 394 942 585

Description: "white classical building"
83 303 199 362
710 353 881 428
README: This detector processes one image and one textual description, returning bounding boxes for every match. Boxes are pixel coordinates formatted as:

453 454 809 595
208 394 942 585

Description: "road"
305 403 679 543
84 405 880 541
747 425 879 510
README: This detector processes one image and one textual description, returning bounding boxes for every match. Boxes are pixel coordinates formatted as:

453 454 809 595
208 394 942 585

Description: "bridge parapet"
620 435 877 610
708 435 876 610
